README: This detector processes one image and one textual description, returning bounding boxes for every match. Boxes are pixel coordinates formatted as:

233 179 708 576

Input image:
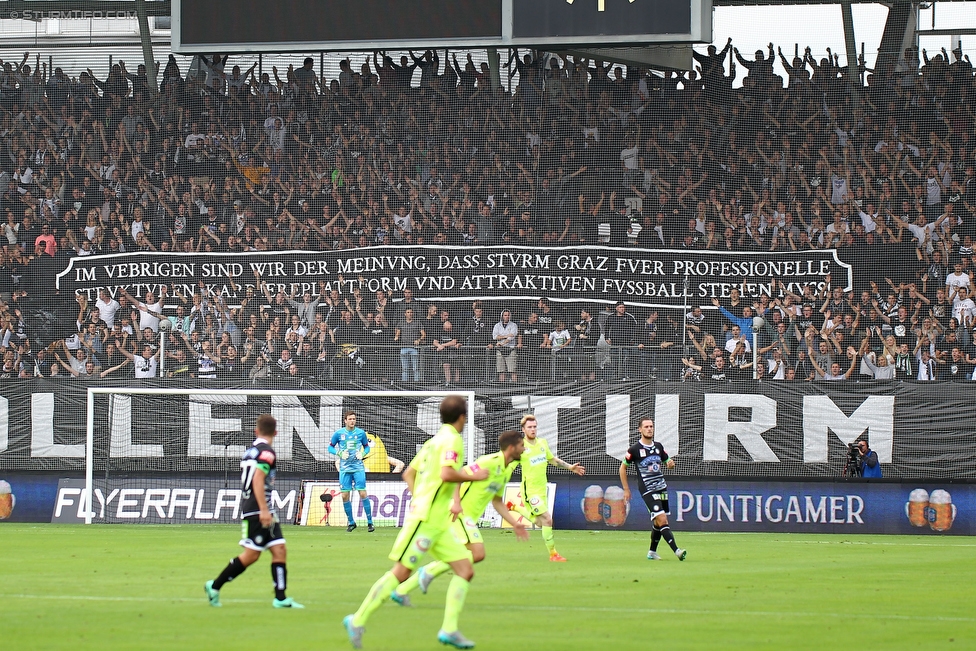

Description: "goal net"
83 388 476 524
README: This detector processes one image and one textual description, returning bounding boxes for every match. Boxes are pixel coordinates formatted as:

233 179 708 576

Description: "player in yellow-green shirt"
343 395 489 650
509 413 585 561
390 429 529 606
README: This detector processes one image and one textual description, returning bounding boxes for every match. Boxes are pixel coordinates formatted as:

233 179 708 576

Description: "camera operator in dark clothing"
846 439 882 478
857 440 882 478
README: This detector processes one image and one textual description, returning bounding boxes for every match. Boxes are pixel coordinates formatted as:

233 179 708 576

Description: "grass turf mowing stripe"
7 526 974 651
10 594 974 623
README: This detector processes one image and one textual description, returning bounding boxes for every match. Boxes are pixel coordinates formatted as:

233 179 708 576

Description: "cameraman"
856 440 882 478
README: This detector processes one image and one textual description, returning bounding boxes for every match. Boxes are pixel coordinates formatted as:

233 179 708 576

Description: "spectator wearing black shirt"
519 311 546 381
431 320 461 386
461 303 492 382
605 301 639 379
331 308 363 384
574 308 598 381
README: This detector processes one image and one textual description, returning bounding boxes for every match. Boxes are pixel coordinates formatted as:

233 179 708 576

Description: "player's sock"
516 506 534 521
212 557 246 590
440 575 471 633
659 525 678 552
542 526 556 554
362 498 373 525
507 501 536 523
395 561 450 596
352 571 400 627
343 499 355 525
424 561 452 580
649 525 662 552
271 562 287 601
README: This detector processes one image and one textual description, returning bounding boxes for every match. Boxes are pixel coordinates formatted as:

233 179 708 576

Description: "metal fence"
154 344 657 386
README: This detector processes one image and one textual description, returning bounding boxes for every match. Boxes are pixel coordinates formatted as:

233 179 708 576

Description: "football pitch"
5 525 975 650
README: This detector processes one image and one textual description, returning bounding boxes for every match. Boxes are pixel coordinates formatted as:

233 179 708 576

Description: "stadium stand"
0 42 974 383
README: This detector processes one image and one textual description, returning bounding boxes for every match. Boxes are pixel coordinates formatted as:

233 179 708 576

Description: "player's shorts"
641 491 670 518
389 518 472 570
524 492 549 518
240 515 285 551
452 514 484 546
339 470 367 491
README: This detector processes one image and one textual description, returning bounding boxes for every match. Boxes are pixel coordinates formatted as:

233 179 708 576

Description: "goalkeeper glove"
340 450 350 460
355 449 364 460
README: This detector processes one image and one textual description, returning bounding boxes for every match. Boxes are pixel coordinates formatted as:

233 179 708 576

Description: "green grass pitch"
5 524 975 650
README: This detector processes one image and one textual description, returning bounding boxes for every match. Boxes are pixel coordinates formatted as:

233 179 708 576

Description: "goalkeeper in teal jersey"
390 429 529 606
329 410 374 532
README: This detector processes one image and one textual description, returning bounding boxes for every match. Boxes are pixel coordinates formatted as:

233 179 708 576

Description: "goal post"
83 387 476 524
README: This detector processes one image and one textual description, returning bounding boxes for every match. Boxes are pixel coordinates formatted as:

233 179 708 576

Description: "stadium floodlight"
83 387 476 524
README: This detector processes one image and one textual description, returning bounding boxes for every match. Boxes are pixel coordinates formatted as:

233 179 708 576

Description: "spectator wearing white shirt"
915 347 938 381
824 211 849 243
767 348 786 379
857 203 879 234
393 206 413 237
491 309 519 383
951 286 976 326
121 286 164 333
95 289 120 329
724 325 751 355
890 210 950 253
119 344 159 378
945 263 972 295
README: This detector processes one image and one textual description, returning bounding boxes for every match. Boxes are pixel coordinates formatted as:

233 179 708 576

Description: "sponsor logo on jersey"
444 450 458 462
530 454 547 465
416 537 431 552
258 450 275 463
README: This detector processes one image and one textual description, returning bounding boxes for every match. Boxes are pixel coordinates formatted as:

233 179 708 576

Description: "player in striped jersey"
204 414 303 608
390 429 529 606
619 417 686 561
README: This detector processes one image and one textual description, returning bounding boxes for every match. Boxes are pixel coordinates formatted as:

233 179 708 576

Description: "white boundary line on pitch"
489 604 976 623
9 594 974 623
9 594 266 604
763 539 976 547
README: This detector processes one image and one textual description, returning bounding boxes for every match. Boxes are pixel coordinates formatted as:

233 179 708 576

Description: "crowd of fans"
0 41 973 382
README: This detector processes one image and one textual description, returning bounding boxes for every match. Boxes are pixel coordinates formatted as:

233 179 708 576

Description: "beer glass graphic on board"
905 488 956 532
927 490 956 532
0 480 15 519
581 485 604 523
601 486 630 527
906 489 929 528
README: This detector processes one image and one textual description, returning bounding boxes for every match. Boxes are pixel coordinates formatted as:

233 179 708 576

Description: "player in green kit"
343 395 489 650
390 429 529 606
507 414 585 561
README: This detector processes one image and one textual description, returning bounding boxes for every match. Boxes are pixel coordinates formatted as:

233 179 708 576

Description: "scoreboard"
173 0 711 53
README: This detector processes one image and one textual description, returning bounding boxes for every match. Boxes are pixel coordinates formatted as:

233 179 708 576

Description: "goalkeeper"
329 410 374 532
390 429 529 606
